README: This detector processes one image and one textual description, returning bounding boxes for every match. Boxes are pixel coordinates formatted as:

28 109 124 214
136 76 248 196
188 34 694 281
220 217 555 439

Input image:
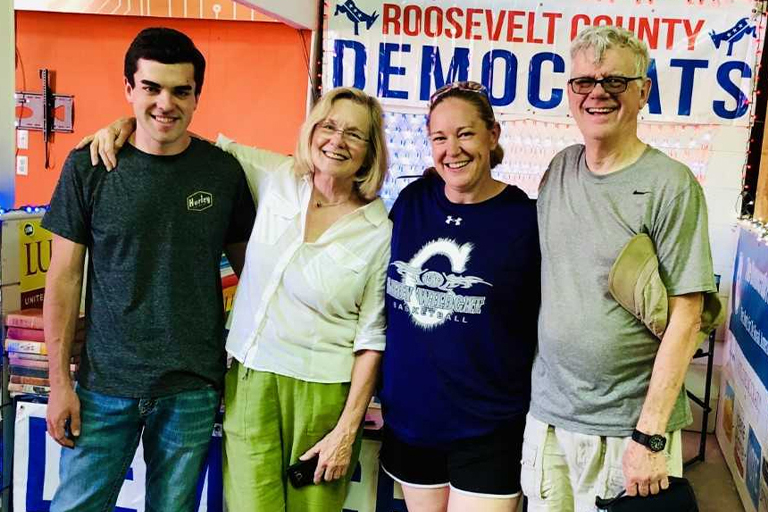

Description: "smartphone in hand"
64 418 79 447
286 455 319 488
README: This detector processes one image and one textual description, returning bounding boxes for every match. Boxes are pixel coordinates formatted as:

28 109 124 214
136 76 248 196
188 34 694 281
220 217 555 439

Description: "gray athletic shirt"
530 144 716 436
42 140 256 398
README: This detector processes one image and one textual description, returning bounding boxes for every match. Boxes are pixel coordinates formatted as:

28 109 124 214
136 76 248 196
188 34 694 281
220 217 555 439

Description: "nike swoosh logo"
633 191 651 195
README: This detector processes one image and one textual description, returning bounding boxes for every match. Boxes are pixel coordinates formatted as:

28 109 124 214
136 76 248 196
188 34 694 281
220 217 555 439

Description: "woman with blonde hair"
82 86 391 512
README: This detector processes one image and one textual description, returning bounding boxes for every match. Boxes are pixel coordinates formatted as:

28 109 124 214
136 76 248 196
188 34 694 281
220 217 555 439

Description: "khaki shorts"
520 413 683 512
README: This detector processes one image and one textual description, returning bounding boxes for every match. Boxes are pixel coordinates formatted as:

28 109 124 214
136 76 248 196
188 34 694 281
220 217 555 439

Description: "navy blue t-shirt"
380 173 540 446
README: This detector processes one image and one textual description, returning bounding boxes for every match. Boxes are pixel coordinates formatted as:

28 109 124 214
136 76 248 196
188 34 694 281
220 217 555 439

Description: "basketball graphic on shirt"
389 238 491 329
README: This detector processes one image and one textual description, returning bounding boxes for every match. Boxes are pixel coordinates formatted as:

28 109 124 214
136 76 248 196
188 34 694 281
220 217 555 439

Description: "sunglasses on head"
429 81 490 107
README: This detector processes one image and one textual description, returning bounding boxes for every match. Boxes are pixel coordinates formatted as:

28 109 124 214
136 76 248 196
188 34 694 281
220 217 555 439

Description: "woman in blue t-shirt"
379 81 541 512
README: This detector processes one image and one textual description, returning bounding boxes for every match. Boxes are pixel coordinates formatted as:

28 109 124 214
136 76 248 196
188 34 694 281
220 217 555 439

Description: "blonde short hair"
294 87 388 201
571 26 650 79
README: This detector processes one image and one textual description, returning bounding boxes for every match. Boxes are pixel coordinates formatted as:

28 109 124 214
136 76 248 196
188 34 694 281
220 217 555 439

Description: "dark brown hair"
124 27 206 97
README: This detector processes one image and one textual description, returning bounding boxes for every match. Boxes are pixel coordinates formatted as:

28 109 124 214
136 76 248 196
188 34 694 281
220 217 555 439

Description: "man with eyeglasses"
521 26 716 511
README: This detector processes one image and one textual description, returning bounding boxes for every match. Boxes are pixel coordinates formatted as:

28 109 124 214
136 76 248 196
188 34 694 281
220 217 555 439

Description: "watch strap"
631 429 666 452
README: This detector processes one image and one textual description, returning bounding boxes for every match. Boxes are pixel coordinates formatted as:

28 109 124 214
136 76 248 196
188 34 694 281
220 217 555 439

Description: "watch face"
649 435 666 452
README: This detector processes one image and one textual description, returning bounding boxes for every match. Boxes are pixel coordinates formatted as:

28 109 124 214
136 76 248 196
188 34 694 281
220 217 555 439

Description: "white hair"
571 26 651 79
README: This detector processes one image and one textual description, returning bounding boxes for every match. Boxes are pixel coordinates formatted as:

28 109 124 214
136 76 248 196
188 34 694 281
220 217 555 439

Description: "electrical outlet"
17 130 29 150
16 156 28 176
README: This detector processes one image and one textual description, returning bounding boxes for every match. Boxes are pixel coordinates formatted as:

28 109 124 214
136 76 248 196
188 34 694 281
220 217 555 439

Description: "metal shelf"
684 276 721 469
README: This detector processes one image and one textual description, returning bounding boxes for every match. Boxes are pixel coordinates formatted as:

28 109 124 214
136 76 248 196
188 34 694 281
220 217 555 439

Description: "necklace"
315 198 349 208
312 189 352 208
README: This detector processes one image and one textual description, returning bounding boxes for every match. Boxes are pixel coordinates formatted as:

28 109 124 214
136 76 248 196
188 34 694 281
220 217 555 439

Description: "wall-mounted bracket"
14 69 74 168
14 93 74 133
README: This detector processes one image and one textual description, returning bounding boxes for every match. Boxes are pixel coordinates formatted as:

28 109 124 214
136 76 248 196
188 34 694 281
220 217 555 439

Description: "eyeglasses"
316 121 369 145
429 81 490 106
567 76 644 95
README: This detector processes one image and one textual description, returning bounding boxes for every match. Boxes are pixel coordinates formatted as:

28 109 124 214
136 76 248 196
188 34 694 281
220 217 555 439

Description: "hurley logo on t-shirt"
187 191 213 211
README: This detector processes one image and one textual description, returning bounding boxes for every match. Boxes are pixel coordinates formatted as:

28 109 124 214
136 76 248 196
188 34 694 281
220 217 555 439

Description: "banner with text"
325 0 765 125
723 225 768 512
730 226 768 391
717 329 768 512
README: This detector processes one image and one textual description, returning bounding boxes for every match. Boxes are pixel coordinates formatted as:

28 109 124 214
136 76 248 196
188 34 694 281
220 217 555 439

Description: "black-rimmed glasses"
568 76 644 95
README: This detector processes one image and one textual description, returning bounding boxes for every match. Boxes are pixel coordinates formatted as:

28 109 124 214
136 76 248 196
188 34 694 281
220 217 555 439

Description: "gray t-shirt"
531 144 716 436
42 139 256 398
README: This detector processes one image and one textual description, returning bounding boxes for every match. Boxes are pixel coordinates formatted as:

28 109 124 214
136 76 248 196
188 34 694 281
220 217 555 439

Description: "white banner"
12 401 405 512
325 0 765 125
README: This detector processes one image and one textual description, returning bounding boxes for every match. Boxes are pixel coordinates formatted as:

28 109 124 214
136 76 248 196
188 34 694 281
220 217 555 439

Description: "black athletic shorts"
379 416 525 497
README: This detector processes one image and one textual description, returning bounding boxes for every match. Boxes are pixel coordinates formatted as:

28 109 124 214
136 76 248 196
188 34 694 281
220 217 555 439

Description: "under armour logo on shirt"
445 216 462 226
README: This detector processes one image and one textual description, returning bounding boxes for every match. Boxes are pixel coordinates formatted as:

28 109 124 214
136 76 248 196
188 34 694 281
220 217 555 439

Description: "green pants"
222 361 362 512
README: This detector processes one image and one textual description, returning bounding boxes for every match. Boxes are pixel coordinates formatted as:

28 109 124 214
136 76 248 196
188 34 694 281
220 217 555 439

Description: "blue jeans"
50 385 219 512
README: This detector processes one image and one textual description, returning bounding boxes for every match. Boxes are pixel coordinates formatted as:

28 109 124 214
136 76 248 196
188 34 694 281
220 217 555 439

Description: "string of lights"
379 111 720 207
738 215 768 243
0 205 48 216
738 1 768 216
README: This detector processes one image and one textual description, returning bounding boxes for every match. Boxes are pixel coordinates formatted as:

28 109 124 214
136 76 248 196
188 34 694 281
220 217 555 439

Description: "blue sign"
730 227 768 390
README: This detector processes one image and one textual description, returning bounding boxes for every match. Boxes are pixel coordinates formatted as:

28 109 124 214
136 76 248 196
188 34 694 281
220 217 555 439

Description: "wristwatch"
632 429 666 452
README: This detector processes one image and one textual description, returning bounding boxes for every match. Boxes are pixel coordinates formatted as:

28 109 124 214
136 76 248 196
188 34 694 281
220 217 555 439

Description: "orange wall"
14 11 311 207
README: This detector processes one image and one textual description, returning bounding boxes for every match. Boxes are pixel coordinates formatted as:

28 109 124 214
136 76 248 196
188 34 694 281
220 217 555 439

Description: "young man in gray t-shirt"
521 26 715 512
42 28 255 512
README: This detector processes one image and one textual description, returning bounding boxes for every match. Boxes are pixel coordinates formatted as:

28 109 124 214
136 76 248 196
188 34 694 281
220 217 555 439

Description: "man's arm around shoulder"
44 234 87 448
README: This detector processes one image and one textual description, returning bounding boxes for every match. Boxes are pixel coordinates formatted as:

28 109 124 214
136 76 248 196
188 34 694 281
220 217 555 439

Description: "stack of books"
4 309 84 397
221 254 239 314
